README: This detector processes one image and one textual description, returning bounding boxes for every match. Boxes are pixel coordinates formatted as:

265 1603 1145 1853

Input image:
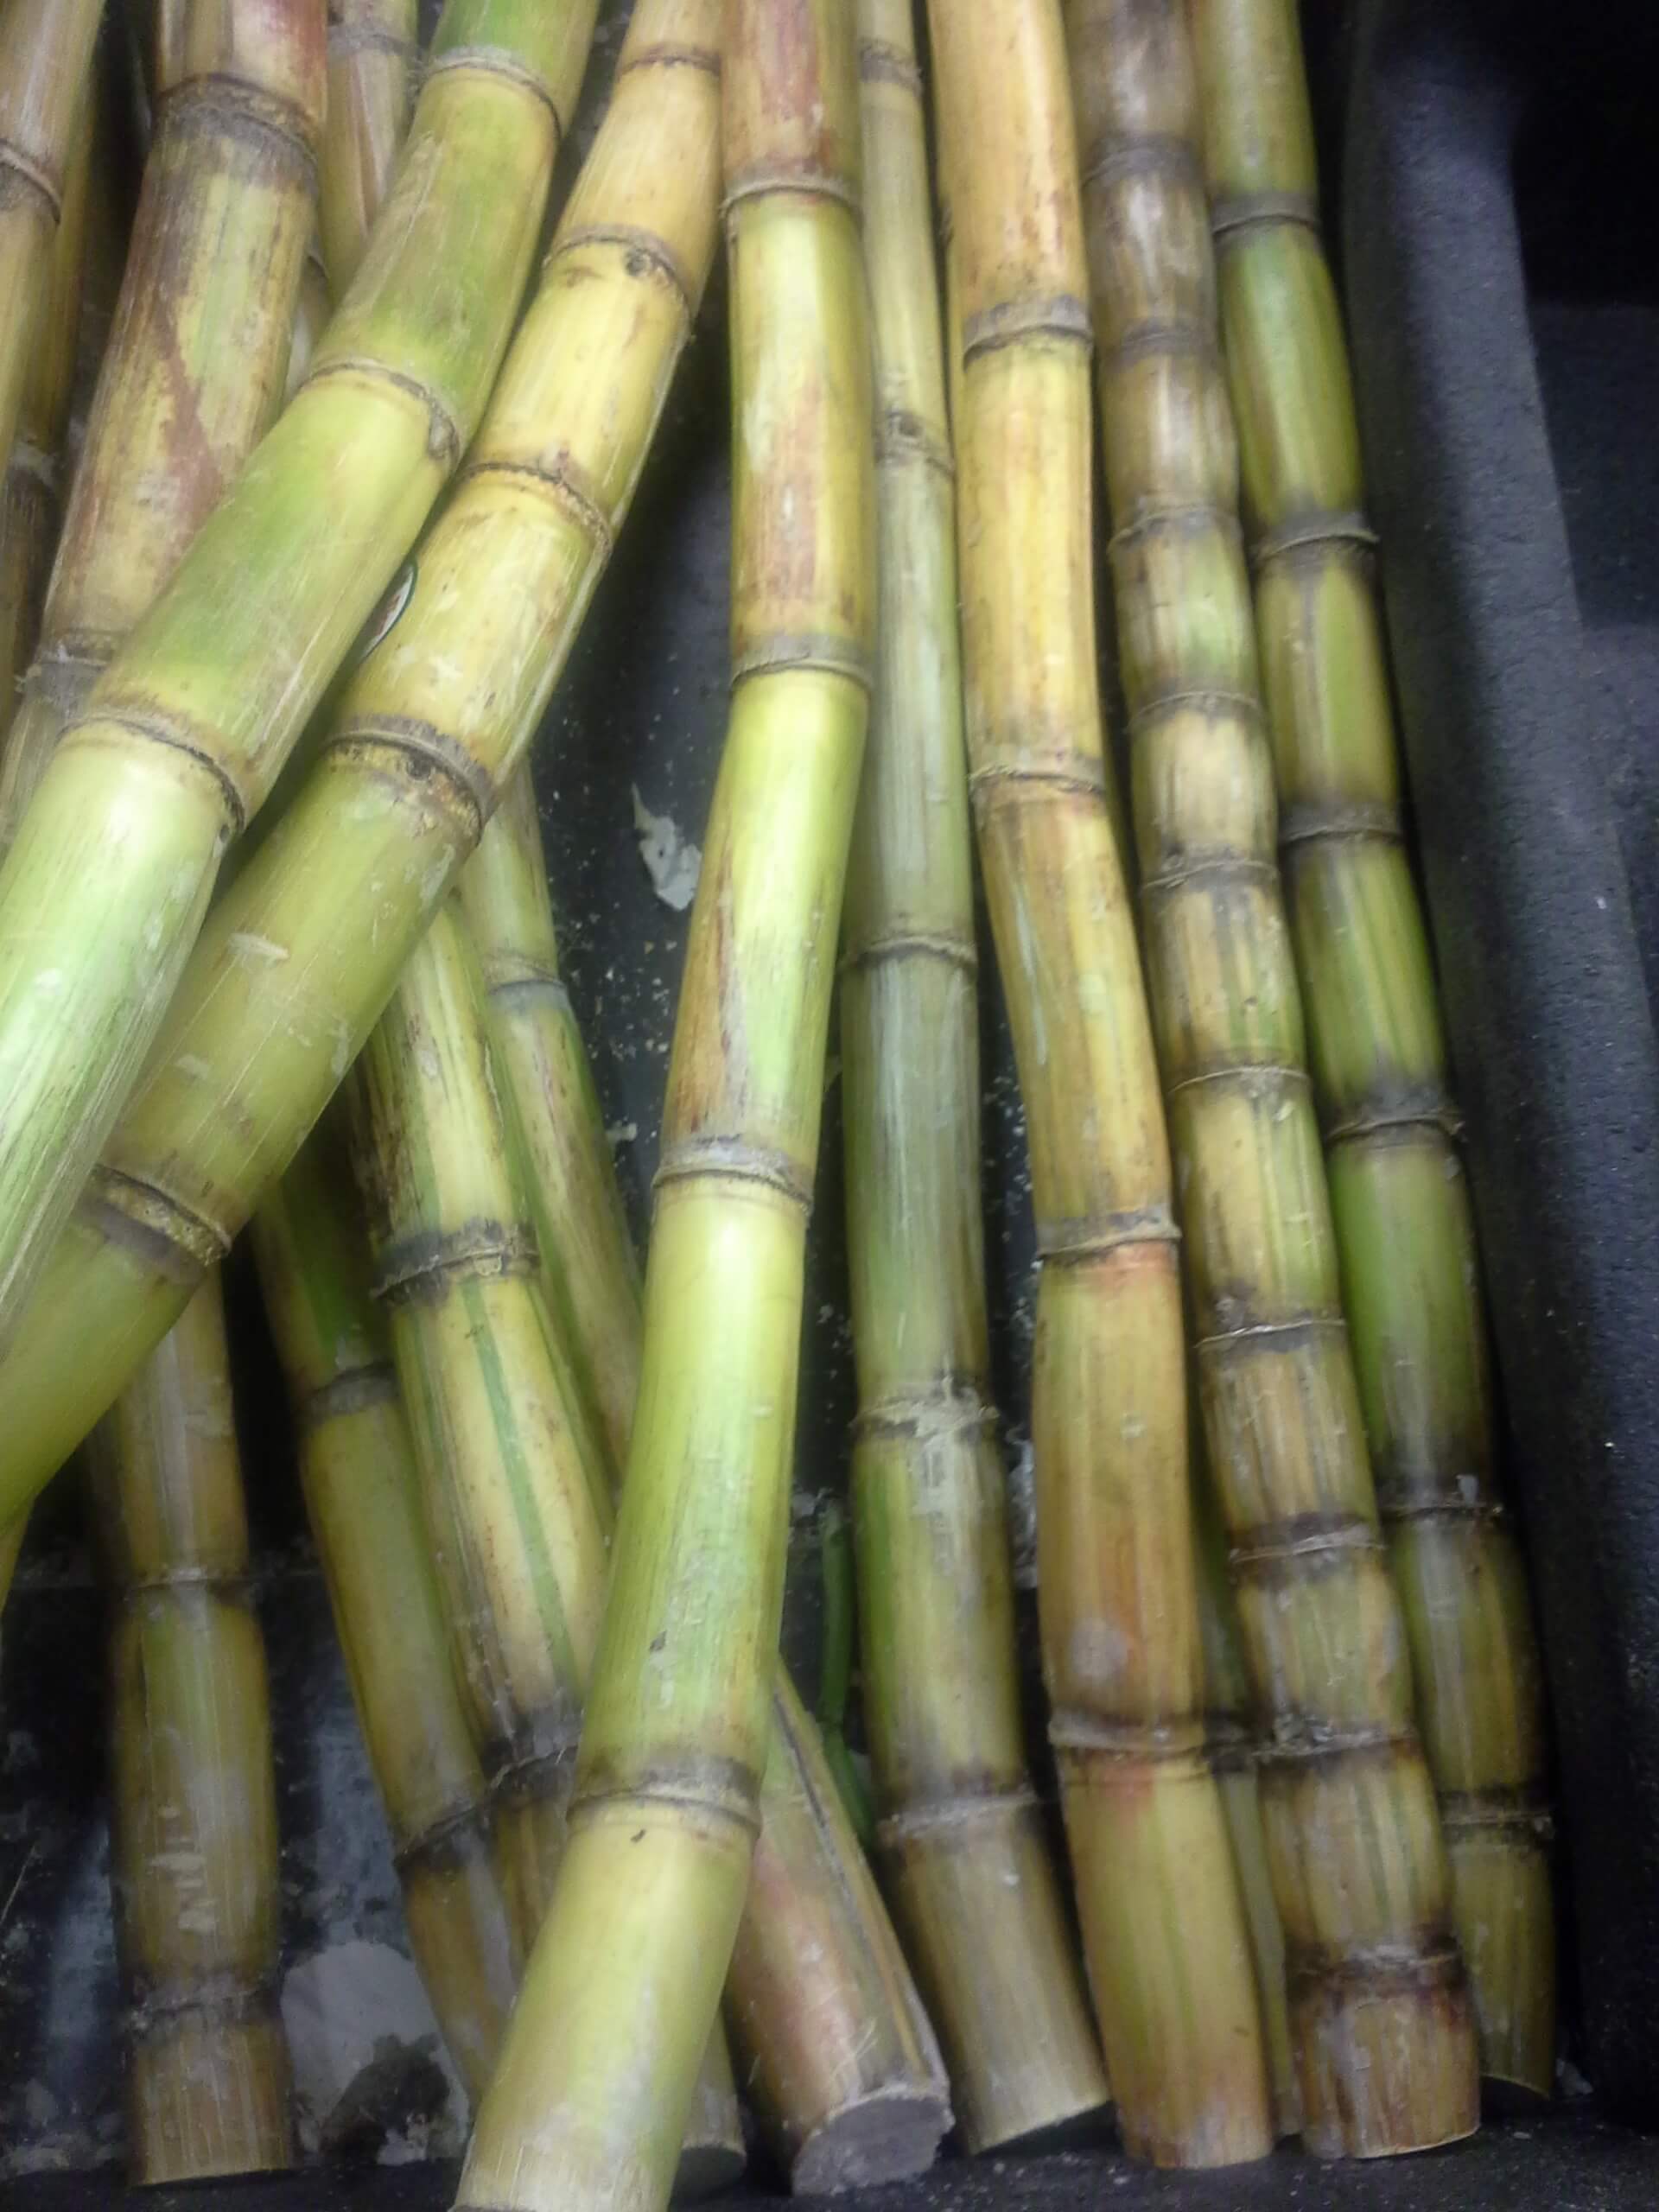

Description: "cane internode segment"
320 0 418 292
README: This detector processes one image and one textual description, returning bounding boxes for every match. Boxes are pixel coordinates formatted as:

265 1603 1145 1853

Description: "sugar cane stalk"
841 0 1110 2155
251 1126 521 2105
457 770 951 2190
88 1271 294 2183
455 6 874 2206
725 1669 948 2190
1 0 328 856
1071 0 1480 2152
320 1 419 294
0 0 596 1343
346 899 746 2197
0 0 102 489
346 906 615 1938
1189 1430 1299 2136
14 22 321 2167
0 96 91 748
0 0 704 1578
453 768 644 1479
928 0 1272 2166
1191 0 1553 2103
3 27 324 2099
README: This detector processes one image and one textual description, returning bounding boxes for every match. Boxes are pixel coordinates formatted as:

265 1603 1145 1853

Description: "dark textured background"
1343 0 1659 2131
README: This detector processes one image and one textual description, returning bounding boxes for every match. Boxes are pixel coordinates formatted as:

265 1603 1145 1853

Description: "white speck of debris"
279 1940 467 2161
606 1120 638 1147
631 785 701 912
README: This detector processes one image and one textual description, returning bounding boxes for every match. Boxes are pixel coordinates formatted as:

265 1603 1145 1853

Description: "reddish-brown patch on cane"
224 0 328 118
740 366 831 624
728 0 855 187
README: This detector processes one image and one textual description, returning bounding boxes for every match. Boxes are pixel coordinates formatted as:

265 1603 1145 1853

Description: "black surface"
1344 0 1659 2123
1 2117 1656 2212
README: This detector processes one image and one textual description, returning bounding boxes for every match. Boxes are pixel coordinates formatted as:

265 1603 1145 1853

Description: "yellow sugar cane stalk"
251 1126 521 2105
453 769 644 1478
1191 0 1553 2103
0 96 91 749
457 776 951 2190
9 22 321 2161
87 1272 293 2183
0 0 596 1346
1071 0 1478 2153
0 0 709 1603
1192 1479 1299 2138
928 0 1270 2166
346 905 615 1946
0 0 102 489
321 1 420 293
1 0 328 854
1 3 323 2013
455 6 875 2207
346 900 747 2196
841 0 1109 2153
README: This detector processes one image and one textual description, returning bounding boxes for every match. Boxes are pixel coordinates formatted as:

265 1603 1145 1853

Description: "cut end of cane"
788 2082 952 2196
1294 1970 1481 2158
672 2139 747 2202
127 2010 294 2184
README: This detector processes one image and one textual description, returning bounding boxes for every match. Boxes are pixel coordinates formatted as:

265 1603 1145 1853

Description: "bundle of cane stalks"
0 0 1553 2200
